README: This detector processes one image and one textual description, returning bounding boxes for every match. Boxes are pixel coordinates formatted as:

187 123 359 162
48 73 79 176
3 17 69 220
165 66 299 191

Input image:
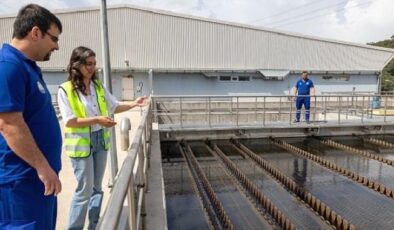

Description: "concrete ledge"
145 123 167 230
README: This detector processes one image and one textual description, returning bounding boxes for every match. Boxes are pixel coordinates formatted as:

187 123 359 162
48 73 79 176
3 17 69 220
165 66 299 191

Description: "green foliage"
368 37 394 92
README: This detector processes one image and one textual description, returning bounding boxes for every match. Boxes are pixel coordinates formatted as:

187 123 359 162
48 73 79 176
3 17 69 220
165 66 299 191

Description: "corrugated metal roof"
0 4 393 72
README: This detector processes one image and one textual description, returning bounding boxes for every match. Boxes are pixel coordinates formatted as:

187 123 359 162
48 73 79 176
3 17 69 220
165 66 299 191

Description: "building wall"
150 73 378 96
43 71 378 103
43 71 124 102
43 72 67 102
310 74 378 93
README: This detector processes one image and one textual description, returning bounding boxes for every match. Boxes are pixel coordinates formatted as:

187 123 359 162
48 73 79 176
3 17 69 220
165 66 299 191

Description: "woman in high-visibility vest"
57 46 147 230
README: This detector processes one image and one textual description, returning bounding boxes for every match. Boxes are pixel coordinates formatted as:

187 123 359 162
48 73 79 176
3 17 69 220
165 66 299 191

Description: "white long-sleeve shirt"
57 82 119 132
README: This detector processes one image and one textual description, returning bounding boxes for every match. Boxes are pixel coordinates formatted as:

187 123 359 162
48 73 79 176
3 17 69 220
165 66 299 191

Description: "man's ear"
30 26 41 41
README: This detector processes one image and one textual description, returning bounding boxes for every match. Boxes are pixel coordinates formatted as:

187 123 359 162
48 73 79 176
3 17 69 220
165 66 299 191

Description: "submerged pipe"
362 136 394 149
321 138 394 167
231 138 356 230
179 142 233 230
273 137 394 200
206 140 296 230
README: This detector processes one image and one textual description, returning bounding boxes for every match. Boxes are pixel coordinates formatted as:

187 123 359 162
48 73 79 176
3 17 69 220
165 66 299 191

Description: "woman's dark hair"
13 4 62 39
67 46 97 95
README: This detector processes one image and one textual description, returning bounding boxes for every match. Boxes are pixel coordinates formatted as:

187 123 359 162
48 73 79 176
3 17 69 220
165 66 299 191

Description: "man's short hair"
302 70 308 74
12 4 62 39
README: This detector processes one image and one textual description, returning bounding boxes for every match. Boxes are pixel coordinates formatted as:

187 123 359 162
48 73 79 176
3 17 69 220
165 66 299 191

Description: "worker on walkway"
293 71 315 123
58 46 148 230
0 4 63 230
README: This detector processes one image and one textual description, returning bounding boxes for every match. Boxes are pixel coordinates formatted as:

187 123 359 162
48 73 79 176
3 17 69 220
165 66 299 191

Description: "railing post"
141 193 146 230
144 116 150 173
152 97 158 124
141 134 147 188
313 96 316 121
208 97 211 127
384 95 388 122
263 96 266 126
180 97 183 128
346 96 349 120
367 95 371 119
120 118 131 151
361 96 365 123
289 96 293 125
338 96 341 124
145 114 151 170
206 97 209 126
127 176 136 230
279 96 282 122
136 143 145 229
137 143 146 186
324 96 327 122
255 97 258 123
236 96 239 127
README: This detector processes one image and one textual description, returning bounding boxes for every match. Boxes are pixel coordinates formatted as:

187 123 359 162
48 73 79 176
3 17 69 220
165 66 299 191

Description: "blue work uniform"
295 78 314 121
0 43 62 230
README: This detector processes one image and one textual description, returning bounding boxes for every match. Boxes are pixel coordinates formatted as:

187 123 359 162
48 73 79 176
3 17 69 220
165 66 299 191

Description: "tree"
368 36 394 92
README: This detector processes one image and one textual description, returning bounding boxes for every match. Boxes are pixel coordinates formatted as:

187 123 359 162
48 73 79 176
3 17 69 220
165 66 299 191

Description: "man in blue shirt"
294 71 315 123
0 4 62 230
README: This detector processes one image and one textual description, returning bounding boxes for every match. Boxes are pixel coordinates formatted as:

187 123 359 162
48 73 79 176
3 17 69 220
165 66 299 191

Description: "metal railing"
97 105 152 230
321 91 394 96
153 94 394 128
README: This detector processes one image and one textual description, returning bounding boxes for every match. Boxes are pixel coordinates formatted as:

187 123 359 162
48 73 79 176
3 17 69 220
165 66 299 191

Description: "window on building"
322 75 349 81
219 76 231 81
238 76 250 81
218 75 251 82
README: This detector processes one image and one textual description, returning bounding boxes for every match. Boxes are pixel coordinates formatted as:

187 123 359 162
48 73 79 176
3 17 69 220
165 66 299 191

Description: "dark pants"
296 96 310 121
0 177 57 230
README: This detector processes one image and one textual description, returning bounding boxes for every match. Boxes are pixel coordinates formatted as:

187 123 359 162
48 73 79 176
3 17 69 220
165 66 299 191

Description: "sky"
0 0 393 44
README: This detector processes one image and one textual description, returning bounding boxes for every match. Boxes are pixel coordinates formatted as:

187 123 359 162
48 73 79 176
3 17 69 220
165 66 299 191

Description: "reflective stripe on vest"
60 80 111 158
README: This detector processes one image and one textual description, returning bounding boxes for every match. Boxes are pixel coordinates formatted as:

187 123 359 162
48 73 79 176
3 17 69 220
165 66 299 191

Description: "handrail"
97 105 151 230
153 94 394 128
152 94 385 98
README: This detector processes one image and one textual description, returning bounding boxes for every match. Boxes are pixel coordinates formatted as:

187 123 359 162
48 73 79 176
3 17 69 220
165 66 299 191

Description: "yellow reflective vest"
60 80 110 158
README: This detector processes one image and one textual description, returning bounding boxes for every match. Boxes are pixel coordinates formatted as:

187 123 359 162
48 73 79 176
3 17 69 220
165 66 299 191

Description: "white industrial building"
0 4 393 100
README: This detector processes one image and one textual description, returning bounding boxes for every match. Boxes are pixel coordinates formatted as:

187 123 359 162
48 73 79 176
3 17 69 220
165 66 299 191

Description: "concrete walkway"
56 107 145 229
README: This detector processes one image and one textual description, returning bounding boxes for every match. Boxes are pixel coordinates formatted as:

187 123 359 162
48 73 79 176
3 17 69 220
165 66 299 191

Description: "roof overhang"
40 67 382 76
258 70 290 80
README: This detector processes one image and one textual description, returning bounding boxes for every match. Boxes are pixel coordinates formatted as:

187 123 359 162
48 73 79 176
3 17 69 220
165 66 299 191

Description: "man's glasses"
44 31 59 43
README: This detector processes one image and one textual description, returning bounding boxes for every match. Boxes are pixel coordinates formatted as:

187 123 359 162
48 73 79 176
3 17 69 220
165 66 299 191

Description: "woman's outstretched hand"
134 96 149 107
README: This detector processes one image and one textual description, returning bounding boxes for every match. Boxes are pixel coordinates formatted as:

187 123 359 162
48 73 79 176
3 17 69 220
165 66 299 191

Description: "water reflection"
292 158 307 188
